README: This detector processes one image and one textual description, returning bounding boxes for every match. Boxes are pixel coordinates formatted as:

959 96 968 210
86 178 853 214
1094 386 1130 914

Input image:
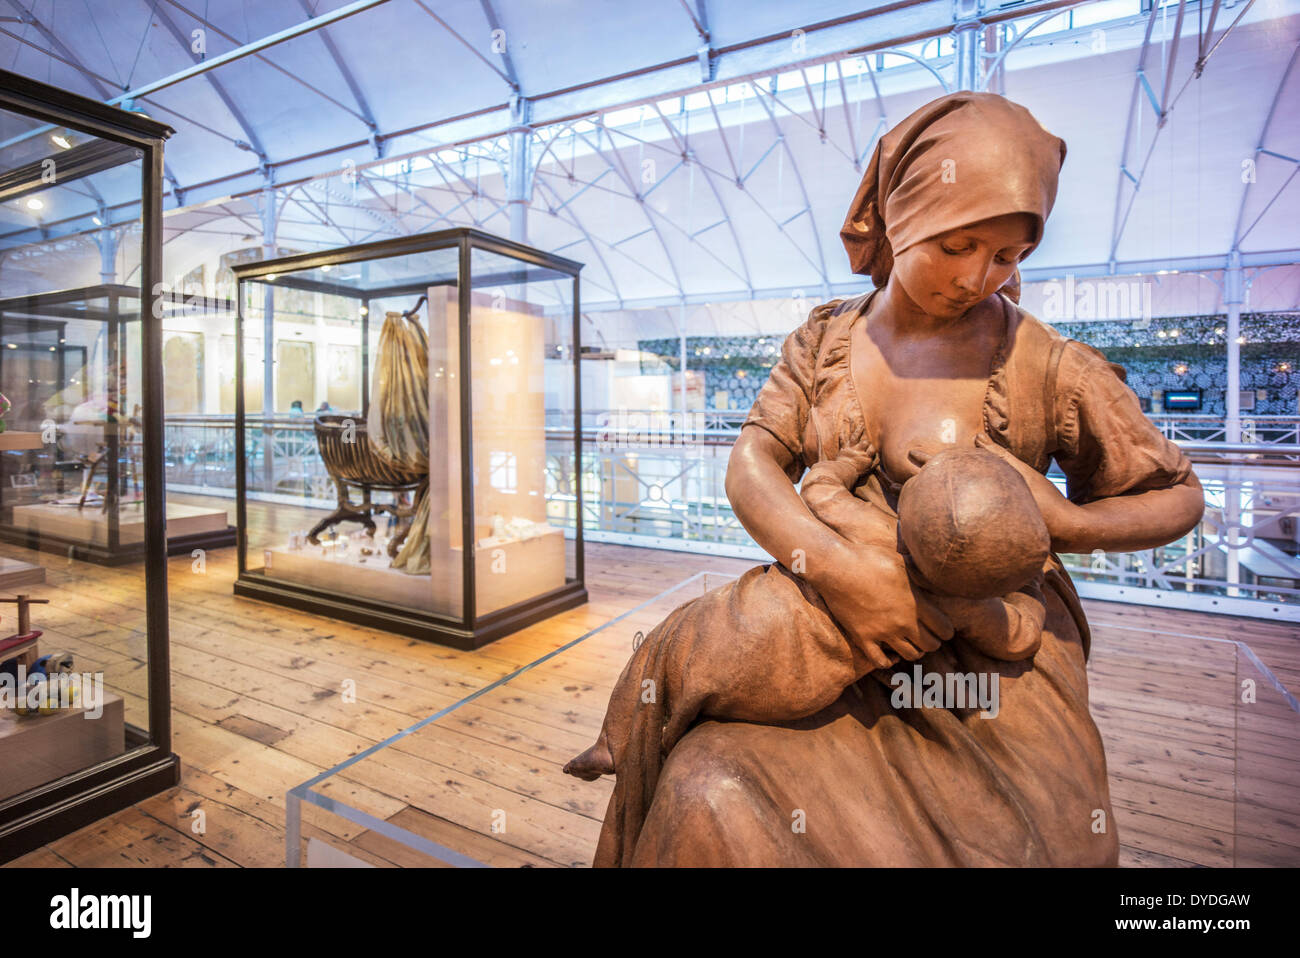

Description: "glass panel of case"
467 248 579 619
0 107 153 798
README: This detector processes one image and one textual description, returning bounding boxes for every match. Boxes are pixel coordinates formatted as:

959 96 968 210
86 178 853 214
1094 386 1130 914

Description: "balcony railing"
164 411 1300 619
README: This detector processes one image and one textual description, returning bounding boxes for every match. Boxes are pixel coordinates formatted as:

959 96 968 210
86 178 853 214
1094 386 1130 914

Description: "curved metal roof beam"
297 0 381 153
151 2 269 167
632 102 828 281
1110 0 1259 265
748 72 857 168
525 134 625 300
746 78 831 296
532 174 625 306
412 0 516 92
572 125 687 300
1107 0 1162 270
359 169 475 234
160 0 373 131
0 21 244 154
531 121 583 178
1232 40 1299 250
978 4 1087 91
429 152 512 225
534 167 686 298
832 59 863 171
0 2 191 208
643 102 752 293
281 182 355 246
872 48 952 94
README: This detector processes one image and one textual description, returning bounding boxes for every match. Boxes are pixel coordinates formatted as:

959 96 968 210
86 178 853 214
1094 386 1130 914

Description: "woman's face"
889 212 1037 320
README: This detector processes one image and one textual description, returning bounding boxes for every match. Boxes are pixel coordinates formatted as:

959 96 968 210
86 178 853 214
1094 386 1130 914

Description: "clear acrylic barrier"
287 572 1300 868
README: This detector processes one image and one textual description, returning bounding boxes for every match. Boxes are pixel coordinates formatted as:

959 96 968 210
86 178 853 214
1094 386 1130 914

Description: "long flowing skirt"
592 561 1118 867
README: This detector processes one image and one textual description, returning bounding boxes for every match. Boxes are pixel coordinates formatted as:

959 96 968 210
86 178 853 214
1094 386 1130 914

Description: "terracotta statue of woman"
567 92 1205 867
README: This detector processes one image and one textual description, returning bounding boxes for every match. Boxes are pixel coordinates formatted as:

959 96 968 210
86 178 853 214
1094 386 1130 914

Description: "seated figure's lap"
628 607 1119 867
629 720 822 867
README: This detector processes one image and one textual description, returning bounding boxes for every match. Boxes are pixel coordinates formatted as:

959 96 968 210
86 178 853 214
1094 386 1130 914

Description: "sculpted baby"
563 440 1051 782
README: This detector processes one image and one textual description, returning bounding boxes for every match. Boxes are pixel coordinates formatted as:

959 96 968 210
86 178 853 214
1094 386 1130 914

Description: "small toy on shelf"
14 650 77 716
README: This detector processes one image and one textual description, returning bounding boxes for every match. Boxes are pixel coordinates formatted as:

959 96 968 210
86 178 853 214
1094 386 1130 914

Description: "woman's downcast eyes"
939 241 1022 265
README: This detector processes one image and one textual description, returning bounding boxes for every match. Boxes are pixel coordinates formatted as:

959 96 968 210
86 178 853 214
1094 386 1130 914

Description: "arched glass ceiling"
1 0 1297 310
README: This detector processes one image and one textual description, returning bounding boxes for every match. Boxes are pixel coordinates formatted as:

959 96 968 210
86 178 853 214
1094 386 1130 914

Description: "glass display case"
232 228 586 649
0 285 235 564
0 70 179 862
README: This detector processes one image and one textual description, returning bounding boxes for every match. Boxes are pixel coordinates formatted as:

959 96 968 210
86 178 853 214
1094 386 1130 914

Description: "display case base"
233 572 587 650
260 526 567 619
0 743 180 864
0 504 236 566
0 694 126 801
0 556 44 589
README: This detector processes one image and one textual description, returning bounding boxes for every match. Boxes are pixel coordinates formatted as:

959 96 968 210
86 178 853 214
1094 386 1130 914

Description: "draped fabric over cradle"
369 311 432 574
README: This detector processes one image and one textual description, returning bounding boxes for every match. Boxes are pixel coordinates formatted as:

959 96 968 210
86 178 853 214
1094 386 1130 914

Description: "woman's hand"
810 540 954 669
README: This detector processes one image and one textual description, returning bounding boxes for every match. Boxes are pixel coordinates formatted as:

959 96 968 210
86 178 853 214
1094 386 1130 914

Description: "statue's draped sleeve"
740 302 840 483
1051 341 1195 503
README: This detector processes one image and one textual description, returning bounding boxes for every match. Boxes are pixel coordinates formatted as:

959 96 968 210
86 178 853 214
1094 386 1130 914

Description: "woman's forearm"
726 427 849 585
1051 473 1205 555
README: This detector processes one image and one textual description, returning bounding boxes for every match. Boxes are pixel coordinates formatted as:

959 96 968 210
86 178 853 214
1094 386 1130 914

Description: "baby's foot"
563 740 614 781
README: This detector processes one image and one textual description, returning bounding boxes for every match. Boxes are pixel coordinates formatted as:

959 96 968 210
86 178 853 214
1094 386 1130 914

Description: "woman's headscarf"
839 91 1067 301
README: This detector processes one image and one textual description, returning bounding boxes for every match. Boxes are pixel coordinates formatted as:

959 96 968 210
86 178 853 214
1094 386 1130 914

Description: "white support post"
1224 248 1244 444
678 304 688 419
1223 249 1245 596
507 96 533 245
953 0 982 91
94 228 119 284
261 184 278 492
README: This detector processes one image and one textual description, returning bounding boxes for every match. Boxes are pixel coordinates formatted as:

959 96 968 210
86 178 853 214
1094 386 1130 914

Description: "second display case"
0 285 235 564
231 229 586 649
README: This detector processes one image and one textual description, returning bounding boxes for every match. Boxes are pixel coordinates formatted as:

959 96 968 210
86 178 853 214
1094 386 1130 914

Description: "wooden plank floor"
2 496 1297 868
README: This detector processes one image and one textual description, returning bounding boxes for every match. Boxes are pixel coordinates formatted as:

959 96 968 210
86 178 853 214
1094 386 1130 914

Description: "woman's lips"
939 293 977 309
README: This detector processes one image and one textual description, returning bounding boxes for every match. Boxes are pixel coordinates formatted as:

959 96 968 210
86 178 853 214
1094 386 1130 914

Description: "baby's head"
896 447 1050 599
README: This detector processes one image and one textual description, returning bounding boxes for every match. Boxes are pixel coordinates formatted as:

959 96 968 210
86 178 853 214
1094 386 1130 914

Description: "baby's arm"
799 448 897 552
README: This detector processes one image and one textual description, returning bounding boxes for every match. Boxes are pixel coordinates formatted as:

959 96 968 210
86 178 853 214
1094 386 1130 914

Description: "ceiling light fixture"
26 198 43 211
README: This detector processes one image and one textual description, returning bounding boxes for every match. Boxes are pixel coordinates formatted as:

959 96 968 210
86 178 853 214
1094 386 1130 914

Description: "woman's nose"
954 257 993 294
